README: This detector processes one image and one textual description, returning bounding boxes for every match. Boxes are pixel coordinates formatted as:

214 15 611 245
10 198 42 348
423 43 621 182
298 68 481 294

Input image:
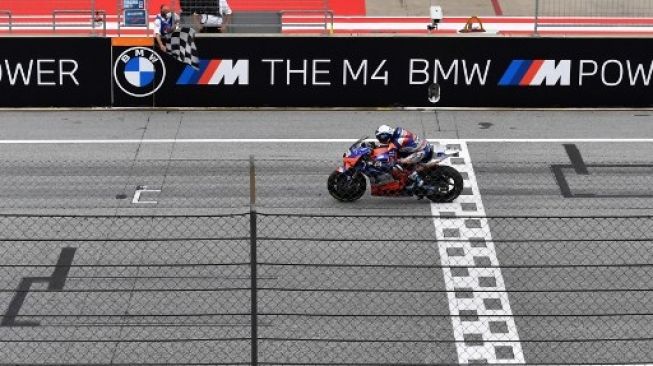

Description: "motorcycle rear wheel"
327 171 367 202
425 165 464 203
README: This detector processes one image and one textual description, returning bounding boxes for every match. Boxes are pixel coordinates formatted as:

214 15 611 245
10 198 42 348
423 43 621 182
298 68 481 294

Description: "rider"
374 124 434 193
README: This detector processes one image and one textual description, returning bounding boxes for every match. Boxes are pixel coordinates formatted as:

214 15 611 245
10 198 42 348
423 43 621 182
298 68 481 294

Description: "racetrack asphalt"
0 110 650 365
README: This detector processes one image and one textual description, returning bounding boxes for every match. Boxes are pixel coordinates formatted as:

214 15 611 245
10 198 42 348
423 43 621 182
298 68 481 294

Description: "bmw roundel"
113 47 166 97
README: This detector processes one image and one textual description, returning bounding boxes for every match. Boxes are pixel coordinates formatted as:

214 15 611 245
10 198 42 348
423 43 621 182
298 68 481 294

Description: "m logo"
113 47 166 97
177 59 249 85
499 60 571 86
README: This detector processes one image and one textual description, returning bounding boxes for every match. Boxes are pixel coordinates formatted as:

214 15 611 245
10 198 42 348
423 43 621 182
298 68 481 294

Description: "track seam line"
430 140 524 364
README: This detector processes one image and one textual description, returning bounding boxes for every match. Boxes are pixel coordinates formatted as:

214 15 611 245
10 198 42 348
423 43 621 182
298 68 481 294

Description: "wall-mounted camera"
427 6 443 31
428 83 440 104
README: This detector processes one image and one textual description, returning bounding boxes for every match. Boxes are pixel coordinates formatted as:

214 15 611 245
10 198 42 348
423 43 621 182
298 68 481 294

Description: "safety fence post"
249 155 259 366
534 0 540 36
91 0 96 32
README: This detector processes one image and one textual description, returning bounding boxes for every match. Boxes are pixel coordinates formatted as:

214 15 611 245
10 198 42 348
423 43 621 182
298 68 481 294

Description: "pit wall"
1 36 651 108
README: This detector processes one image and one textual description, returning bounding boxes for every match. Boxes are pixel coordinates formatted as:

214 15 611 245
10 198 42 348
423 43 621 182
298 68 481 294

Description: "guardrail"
175 0 331 13
534 0 653 34
280 9 334 34
52 9 106 36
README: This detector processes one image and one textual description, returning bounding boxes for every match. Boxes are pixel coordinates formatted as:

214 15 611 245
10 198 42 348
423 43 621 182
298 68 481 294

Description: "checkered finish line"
430 141 525 364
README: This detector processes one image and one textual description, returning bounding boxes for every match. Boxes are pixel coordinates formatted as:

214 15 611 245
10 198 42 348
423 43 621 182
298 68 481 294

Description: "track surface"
0 110 650 365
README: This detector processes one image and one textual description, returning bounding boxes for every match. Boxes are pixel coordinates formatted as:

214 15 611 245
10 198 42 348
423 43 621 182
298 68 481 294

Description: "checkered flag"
165 27 200 69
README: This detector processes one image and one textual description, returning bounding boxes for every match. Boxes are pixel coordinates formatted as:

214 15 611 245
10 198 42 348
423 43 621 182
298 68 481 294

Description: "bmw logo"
113 47 166 98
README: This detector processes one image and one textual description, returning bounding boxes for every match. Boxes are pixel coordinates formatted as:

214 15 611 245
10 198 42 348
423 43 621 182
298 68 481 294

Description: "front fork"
335 166 357 184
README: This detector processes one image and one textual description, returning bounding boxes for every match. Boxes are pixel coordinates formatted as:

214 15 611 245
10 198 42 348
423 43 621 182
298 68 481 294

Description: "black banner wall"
111 37 653 108
1 36 649 108
0 38 111 107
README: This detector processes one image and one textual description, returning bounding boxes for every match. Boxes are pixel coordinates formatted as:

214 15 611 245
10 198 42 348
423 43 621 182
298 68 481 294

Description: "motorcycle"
327 137 464 203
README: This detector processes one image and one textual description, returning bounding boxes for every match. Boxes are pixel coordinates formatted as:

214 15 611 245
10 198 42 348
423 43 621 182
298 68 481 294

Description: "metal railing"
171 0 334 34
280 9 334 34
175 0 330 13
0 0 149 36
52 9 107 36
534 0 653 34
0 212 649 364
0 157 650 364
0 10 12 31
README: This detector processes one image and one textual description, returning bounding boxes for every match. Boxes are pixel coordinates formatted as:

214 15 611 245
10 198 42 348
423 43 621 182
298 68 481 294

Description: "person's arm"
173 12 181 31
153 18 166 52
398 155 419 166
155 34 166 52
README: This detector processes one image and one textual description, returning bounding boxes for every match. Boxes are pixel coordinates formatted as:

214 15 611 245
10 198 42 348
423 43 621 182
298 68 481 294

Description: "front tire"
425 165 464 203
327 171 366 202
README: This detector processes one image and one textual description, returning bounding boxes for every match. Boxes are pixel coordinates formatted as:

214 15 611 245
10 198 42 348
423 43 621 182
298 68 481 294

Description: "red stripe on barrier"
282 17 431 23
281 28 653 35
282 29 459 34
282 16 653 24
0 29 110 35
0 26 153 34
520 59 544 86
502 30 653 36
198 59 221 85
536 17 653 25
4 27 653 36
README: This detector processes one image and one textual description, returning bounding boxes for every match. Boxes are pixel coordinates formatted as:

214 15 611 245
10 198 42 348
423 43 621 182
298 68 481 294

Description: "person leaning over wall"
154 4 180 52
154 4 179 52
193 0 233 33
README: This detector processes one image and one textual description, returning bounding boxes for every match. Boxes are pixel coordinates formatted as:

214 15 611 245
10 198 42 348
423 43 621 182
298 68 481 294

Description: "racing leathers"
387 127 433 166
384 127 434 193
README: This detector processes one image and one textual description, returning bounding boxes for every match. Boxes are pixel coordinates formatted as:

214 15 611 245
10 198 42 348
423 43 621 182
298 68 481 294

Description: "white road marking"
132 186 161 204
0 138 649 144
430 140 524 364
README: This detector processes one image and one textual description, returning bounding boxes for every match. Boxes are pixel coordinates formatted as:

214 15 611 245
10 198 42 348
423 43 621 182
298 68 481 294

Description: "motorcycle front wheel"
425 165 464 203
327 171 367 202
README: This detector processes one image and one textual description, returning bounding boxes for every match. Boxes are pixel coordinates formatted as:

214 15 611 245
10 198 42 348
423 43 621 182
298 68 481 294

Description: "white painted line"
430 140 524 364
455 138 653 143
0 138 650 144
132 186 161 204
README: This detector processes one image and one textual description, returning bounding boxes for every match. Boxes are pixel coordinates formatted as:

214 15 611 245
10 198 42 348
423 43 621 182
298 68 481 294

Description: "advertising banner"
111 37 653 108
0 38 111 107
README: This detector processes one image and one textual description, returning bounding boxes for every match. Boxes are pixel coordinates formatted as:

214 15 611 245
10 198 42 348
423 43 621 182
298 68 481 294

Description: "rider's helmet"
375 125 394 144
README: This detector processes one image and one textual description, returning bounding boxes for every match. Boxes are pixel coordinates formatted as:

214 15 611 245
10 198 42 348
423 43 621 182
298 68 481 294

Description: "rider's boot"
406 171 425 196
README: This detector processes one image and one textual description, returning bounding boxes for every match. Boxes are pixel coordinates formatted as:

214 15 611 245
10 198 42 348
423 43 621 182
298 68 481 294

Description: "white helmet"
375 125 394 144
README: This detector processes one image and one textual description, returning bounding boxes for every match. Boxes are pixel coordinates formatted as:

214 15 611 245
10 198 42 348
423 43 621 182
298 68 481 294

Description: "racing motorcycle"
327 137 463 203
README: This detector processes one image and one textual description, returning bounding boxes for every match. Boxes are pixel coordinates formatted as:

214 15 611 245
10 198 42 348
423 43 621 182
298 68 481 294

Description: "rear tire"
425 165 463 203
327 171 366 202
